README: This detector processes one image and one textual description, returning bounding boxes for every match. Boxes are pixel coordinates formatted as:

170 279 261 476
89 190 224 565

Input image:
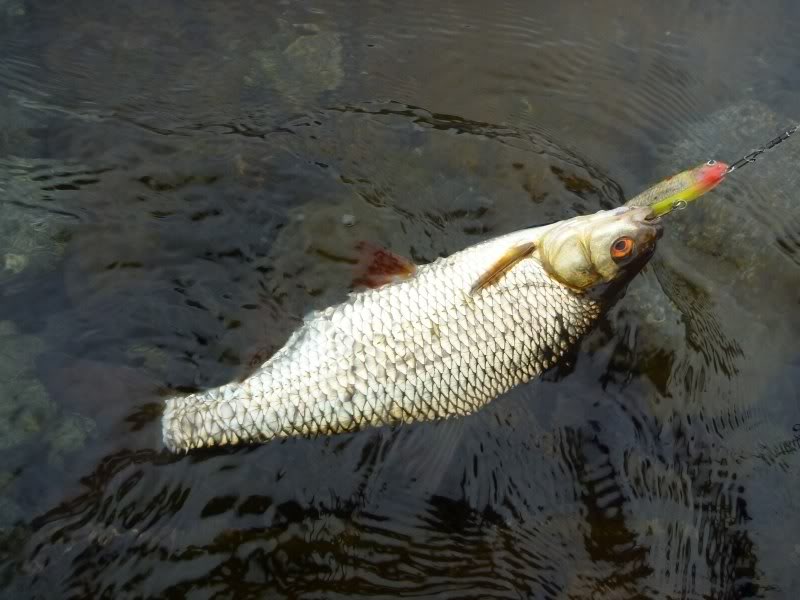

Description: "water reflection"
12 390 773 598
1 0 800 598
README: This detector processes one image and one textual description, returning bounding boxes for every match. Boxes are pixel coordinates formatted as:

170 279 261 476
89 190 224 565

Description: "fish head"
538 205 663 294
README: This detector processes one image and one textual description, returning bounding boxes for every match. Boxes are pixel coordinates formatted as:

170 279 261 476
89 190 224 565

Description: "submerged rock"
0 321 55 450
0 0 25 20
0 209 65 283
662 101 800 306
126 343 171 374
606 100 800 396
0 158 75 286
0 321 98 546
246 21 343 107
0 471 22 531
3 253 28 274
48 414 96 460
0 94 36 158
0 320 96 458
262 102 622 322
592 100 800 597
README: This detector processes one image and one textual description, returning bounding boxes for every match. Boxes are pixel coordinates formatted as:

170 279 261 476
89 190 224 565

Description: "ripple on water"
0 100 641 598
3 97 796 598
577 99 800 597
1 1 800 598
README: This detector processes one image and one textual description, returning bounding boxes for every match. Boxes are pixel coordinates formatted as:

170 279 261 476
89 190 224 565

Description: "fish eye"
610 237 635 261
707 160 717 166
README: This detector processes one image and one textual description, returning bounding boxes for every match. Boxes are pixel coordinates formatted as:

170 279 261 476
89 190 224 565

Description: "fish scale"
162 228 603 451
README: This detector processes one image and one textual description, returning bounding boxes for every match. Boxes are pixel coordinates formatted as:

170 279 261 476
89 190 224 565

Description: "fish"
625 160 728 216
162 205 663 451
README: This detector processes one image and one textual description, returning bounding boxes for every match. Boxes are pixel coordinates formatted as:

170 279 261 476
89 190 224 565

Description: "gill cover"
469 206 662 294
537 206 662 292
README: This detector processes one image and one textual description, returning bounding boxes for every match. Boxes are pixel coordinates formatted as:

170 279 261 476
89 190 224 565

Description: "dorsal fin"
352 241 417 289
470 241 537 294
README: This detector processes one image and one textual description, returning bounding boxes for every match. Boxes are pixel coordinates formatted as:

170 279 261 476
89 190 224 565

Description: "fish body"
163 206 661 451
626 160 728 215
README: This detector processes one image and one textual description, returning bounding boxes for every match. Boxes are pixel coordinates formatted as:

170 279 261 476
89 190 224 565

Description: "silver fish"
163 205 662 451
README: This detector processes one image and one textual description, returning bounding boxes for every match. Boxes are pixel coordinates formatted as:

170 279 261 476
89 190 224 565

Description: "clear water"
1 1 799 598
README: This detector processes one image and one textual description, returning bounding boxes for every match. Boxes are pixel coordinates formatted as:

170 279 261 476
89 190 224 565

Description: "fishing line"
726 124 798 173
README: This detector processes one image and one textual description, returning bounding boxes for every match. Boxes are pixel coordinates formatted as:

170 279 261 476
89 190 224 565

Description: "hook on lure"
639 159 728 219
628 123 798 221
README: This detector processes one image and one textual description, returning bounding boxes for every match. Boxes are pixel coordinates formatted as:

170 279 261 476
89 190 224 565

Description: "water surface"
1 1 799 598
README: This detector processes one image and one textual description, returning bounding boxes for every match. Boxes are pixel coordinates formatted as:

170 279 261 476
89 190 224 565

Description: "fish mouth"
646 215 664 244
642 221 663 259
629 205 664 248
616 207 663 276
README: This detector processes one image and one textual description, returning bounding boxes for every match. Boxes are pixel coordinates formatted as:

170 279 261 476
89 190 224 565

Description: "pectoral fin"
470 241 537 294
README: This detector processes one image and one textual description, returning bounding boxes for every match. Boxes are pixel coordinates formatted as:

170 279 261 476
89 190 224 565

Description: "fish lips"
631 220 662 266
641 217 663 254
632 207 664 255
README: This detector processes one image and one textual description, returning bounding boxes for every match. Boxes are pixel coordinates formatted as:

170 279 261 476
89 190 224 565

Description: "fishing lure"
625 160 728 217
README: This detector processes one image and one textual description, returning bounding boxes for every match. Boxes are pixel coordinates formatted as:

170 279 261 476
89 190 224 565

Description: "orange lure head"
694 160 729 193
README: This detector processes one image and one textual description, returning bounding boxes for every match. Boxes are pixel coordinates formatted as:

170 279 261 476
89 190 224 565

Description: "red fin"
352 241 417 289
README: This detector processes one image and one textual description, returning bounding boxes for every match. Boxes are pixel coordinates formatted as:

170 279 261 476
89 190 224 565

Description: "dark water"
1 0 799 597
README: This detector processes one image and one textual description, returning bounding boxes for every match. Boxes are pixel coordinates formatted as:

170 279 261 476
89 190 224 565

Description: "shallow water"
1 1 799 598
